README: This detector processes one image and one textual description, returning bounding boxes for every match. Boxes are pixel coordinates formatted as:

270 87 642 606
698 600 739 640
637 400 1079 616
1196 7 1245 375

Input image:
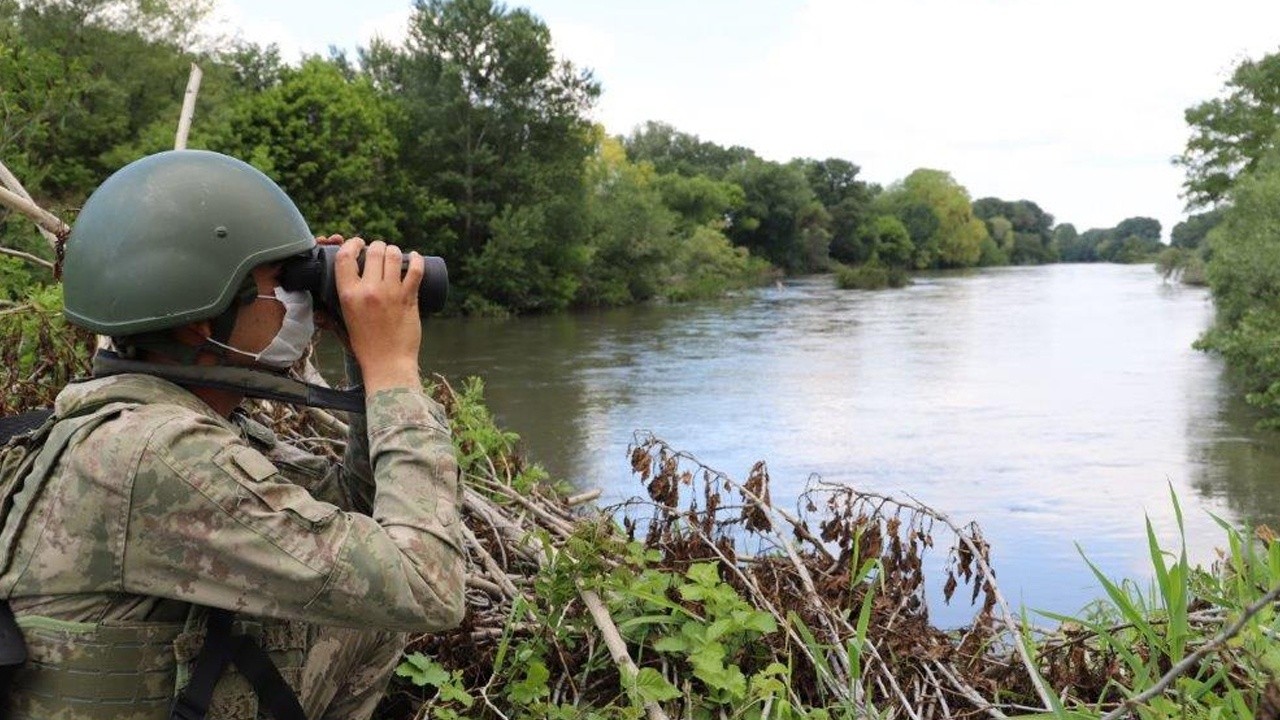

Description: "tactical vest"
9 609 307 719
0 403 307 720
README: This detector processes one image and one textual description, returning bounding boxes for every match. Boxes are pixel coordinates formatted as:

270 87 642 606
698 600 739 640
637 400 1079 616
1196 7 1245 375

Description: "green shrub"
833 262 910 290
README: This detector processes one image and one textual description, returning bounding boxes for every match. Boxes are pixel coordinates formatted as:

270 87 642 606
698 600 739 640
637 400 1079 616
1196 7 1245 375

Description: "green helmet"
63 150 316 335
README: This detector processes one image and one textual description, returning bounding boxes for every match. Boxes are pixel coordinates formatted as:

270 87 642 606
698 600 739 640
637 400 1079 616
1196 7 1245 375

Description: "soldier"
0 150 466 719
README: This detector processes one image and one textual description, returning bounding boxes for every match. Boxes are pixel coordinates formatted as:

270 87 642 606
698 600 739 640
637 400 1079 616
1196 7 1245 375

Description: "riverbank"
368 376 1280 719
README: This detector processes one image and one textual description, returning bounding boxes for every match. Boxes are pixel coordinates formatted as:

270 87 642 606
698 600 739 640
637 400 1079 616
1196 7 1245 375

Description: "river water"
341 263 1280 625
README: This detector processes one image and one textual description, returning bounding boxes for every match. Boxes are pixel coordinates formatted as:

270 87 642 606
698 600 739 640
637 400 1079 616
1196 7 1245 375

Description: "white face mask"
207 287 315 369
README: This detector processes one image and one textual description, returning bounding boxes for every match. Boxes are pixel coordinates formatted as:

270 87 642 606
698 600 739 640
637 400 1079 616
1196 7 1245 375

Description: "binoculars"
279 245 448 324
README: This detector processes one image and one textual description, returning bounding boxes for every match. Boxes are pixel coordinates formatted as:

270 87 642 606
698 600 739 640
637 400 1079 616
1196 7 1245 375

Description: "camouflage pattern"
0 372 465 719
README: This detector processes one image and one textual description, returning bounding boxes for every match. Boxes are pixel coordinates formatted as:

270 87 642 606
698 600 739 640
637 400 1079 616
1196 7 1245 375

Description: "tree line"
2 0 1166 315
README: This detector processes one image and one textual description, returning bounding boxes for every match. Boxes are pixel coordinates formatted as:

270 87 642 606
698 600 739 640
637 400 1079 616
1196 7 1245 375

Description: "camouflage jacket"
0 372 466 631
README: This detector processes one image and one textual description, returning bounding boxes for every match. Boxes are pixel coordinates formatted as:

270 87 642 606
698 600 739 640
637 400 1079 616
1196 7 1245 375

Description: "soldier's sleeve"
123 388 466 632
304 353 376 514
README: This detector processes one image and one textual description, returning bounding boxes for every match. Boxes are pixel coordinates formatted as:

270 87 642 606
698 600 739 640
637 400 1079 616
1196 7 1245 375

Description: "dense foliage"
1181 47 1280 425
1 0 1169 312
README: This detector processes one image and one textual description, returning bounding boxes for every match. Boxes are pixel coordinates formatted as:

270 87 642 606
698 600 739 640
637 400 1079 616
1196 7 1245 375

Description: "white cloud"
204 1 307 61
550 20 617 73
357 7 413 50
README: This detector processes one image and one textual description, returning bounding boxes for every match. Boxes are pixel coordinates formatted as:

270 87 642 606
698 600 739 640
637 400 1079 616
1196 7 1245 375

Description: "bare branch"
0 246 54 271
579 587 672 720
0 160 59 253
0 184 70 240
175 63 203 150
565 488 602 506
1100 581 1280 720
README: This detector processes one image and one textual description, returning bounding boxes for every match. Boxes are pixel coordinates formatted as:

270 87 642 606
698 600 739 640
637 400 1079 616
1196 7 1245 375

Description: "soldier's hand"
334 236 424 393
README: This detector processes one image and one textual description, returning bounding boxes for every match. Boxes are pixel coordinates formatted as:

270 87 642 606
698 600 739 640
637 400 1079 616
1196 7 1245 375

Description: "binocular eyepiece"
278 245 448 324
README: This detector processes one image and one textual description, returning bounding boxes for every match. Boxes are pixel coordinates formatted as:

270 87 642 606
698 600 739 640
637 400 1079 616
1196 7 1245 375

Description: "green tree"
975 215 1013 266
1 0 210 196
796 200 833 271
893 201 941 266
0 0 220 282
987 216 1015 253
1196 149 1280 419
577 134 676 305
464 203 585 313
972 196 1054 263
1095 218 1163 263
799 157 873 266
971 197 1056 264
1059 218 1163 264
222 40 287 93
863 215 914 268
363 0 599 312
623 121 755 179
724 158 823 272
800 157 867 208
1051 223 1088 262
652 172 744 229
0 18 76 264
1171 208 1225 250
1082 228 1114 261
1178 51 1280 208
878 169 987 268
207 58 407 240
1114 216 1162 243
665 225 771 301
573 134 763 305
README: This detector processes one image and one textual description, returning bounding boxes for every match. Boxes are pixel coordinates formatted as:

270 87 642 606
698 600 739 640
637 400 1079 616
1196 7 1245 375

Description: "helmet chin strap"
91 350 366 414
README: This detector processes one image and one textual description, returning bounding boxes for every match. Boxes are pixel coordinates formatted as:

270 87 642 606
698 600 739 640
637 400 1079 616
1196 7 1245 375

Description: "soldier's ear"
173 320 213 347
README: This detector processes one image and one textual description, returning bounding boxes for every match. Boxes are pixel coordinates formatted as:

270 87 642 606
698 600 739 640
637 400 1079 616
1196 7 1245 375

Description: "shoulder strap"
169 610 234 720
93 351 366 414
231 630 308 720
0 410 54 446
0 402 137 596
170 609 306 720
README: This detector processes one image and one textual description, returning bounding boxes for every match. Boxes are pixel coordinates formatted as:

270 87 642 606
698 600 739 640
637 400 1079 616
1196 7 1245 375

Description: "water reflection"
319 264 1280 623
1187 374 1280 529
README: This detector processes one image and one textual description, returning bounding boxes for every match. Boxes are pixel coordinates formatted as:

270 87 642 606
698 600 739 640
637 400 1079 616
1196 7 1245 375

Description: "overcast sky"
207 0 1280 239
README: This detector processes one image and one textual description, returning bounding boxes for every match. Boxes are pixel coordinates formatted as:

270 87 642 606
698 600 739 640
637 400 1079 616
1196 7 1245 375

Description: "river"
331 263 1280 626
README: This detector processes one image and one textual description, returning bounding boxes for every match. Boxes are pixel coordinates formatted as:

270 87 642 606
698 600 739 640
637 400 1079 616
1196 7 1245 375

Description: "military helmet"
63 150 316 335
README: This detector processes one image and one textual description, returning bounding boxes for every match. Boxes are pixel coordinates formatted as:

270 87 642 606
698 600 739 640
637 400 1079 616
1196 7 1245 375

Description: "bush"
833 262 910 290
0 284 94 414
663 226 775 302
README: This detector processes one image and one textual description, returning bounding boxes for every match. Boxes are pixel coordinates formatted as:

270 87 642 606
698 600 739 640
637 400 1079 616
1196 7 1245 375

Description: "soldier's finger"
403 252 425 304
383 244 404 288
364 240 388 281
335 237 365 287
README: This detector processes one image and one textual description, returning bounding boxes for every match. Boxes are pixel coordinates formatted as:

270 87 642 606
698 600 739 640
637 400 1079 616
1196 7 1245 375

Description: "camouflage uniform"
0 372 466 719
